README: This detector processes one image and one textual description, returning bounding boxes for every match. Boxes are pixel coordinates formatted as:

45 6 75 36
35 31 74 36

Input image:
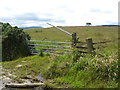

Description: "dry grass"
24 26 118 42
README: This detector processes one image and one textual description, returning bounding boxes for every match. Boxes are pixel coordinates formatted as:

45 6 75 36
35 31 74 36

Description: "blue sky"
0 0 119 27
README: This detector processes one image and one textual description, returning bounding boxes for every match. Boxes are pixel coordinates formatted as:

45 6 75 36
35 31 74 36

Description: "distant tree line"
2 22 31 61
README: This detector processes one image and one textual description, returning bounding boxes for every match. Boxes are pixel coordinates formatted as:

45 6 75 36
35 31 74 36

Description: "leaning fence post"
72 33 77 48
86 38 96 55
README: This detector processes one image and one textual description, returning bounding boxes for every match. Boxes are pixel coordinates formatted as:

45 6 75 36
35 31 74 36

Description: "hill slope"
2 42 118 88
24 26 118 42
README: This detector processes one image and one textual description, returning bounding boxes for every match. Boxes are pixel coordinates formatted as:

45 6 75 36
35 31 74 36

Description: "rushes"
89 55 118 81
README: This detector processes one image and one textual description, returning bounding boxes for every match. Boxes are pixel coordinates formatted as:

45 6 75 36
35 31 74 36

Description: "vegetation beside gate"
2 23 31 61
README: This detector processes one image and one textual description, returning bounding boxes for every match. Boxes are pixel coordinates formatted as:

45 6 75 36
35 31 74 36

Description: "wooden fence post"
72 33 77 48
86 38 96 55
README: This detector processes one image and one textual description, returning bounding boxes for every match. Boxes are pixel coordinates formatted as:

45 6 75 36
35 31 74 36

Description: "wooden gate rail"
29 47 72 51
28 44 71 48
29 40 72 44
28 40 72 55
32 50 70 54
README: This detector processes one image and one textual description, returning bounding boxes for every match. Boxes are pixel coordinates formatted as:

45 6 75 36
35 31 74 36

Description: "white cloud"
0 0 119 27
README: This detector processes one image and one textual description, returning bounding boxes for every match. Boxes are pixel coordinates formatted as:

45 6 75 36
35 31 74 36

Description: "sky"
0 0 119 27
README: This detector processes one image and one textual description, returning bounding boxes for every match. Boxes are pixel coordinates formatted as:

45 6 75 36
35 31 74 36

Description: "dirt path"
0 65 12 89
0 65 45 89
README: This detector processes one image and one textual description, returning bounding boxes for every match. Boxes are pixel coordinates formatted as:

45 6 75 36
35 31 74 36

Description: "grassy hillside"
2 42 118 88
2 26 118 88
24 26 118 42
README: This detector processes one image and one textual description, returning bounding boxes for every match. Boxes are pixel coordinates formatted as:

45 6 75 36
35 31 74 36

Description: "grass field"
2 26 118 88
24 26 118 42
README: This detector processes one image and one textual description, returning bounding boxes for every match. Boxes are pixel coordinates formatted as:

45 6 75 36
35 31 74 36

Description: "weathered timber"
78 51 88 53
47 23 72 36
86 38 96 54
43 50 70 53
76 46 88 49
76 41 86 44
29 40 72 44
28 44 71 48
5 83 45 88
30 47 72 51
31 50 69 54
33 50 70 53
72 33 77 48
93 40 112 44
